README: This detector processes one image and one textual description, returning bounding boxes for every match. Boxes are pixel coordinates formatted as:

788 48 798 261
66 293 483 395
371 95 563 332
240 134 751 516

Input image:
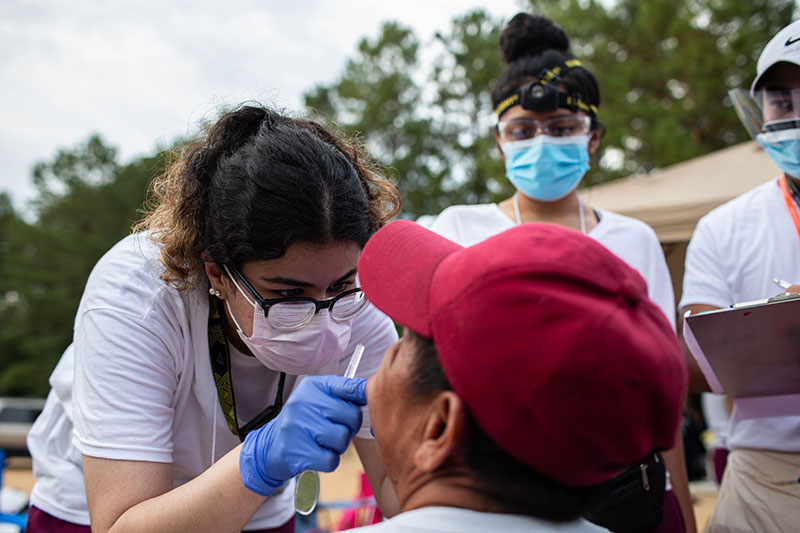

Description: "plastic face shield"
729 88 800 140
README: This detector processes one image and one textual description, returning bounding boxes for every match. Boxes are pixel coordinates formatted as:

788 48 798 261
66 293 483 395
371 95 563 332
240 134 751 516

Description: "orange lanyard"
779 174 800 248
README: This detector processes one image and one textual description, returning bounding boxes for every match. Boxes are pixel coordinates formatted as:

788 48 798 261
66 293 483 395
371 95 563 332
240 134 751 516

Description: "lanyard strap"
779 174 800 248
208 295 286 441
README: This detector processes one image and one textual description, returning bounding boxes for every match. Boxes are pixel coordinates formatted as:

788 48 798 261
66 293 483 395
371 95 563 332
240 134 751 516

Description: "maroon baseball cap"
358 220 687 487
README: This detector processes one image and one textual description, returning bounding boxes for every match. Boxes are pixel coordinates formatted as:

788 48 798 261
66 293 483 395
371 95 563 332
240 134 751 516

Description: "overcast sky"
1 0 522 213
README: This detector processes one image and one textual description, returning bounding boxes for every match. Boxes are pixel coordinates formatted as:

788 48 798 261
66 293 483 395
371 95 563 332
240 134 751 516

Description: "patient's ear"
414 391 469 472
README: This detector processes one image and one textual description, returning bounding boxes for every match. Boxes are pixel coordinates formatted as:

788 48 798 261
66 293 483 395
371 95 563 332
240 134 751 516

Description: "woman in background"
430 13 696 533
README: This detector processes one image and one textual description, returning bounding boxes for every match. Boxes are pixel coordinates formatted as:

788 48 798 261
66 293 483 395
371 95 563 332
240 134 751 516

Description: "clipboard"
683 295 800 419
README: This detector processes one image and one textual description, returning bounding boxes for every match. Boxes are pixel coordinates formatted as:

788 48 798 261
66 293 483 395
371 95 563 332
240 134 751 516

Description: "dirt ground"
691 481 719 533
2 451 720 532
3 457 33 493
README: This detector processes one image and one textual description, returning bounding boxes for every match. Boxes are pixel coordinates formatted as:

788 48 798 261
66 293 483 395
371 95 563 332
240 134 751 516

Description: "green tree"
0 135 166 396
305 13 510 218
304 1 795 214
526 0 795 183
432 10 512 206
305 22 452 217
0 193 32 394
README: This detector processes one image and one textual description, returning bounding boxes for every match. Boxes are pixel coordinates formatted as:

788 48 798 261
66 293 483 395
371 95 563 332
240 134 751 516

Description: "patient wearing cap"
352 220 687 532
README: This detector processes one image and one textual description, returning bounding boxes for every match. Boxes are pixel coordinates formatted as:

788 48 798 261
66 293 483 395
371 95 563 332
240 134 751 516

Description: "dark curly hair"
135 105 401 289
493 13 602 131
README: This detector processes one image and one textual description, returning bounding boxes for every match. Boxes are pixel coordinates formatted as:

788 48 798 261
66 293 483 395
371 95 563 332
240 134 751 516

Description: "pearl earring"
209 288 221 297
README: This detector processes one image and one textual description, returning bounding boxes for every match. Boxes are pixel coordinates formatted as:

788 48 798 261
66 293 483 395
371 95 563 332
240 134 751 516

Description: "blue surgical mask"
757 128 800 178
502 135 590 202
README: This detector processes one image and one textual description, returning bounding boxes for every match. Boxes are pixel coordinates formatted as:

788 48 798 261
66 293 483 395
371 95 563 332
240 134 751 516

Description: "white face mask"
224 278 353 376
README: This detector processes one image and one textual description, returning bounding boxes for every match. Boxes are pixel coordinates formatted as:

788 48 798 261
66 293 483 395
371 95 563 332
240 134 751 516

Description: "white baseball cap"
752 19 800 92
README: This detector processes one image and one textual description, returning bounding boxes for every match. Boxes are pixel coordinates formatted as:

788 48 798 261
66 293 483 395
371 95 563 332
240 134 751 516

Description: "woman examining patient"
26 106 401 532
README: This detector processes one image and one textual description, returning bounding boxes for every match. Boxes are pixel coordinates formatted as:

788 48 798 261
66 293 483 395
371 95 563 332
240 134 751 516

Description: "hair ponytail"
136 105 400 290
499 13 570 64
492 12 601 127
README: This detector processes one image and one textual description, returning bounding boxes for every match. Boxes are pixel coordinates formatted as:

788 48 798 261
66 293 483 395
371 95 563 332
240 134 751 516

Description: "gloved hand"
239 375 367 496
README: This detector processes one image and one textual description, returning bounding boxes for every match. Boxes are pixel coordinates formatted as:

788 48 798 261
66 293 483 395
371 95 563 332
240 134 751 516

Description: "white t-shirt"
26 233 398 527
348 506 609 532
680 177 800 452
701 393 729 449
430 203 676 328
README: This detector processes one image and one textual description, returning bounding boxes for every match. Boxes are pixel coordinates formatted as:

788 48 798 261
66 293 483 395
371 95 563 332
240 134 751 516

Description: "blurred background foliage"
0 139 170 395
0 0 795 396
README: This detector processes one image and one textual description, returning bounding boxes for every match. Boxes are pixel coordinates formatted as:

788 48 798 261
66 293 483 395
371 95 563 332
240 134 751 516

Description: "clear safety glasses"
729 88 800 140
497 114 591 142
226 266 369 331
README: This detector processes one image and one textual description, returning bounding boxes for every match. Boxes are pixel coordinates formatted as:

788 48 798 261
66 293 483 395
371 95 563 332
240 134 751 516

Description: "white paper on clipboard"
683 296 800 419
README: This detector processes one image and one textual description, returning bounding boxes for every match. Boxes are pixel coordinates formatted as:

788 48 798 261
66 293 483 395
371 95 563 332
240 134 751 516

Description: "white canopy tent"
580 141 781 244
580 141 781 307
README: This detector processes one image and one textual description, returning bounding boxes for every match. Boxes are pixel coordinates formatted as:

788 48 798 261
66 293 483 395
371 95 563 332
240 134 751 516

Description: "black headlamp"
494 59 599 119
520 82 561 112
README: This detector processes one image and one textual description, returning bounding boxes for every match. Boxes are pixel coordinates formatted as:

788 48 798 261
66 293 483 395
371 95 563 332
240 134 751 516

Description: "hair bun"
499 13 570 64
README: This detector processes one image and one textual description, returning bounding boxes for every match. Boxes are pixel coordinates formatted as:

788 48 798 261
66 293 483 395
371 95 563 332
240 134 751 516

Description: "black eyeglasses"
223 265 368 331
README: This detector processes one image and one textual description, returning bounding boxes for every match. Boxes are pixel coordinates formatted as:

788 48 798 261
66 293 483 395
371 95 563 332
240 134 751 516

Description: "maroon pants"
650 490 686 533
26 505 295 533
25 507 90 533
713 447 730 485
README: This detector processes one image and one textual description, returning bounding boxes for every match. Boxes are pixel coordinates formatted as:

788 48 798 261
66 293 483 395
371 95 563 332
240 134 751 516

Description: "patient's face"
366 331 424 480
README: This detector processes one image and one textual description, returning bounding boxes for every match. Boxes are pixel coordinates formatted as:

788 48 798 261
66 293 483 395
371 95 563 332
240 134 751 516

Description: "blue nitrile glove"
239 375 367 496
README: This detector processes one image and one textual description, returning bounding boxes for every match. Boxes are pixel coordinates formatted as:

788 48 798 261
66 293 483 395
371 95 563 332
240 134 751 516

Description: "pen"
294 343 365 517
773 278 792 290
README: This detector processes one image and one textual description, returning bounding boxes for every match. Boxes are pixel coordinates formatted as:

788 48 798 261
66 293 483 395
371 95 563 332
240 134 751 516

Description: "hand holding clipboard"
683 289 800 419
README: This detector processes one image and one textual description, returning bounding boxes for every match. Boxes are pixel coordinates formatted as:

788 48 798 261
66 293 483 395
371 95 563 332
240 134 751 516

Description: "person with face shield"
680 19 800 533
429 13 695 533
24 105 402 532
